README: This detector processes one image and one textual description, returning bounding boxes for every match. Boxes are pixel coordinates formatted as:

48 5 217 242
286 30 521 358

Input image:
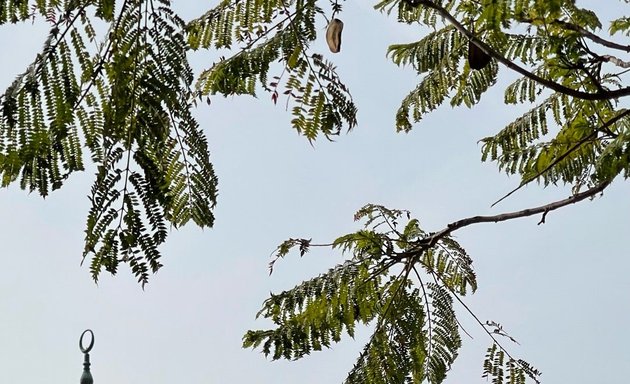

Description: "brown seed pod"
326 18 344 53
468 40 491 70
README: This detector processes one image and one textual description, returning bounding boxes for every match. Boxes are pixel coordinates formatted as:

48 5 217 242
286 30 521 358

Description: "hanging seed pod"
468 40 491 70
326 18 344 53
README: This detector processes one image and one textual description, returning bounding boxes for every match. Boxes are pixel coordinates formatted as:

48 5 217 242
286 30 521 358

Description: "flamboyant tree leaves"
1 0 629 382
0 0 358 285
0 0 220 286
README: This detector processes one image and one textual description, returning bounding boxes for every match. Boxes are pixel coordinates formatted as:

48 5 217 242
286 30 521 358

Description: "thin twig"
429 271 521 364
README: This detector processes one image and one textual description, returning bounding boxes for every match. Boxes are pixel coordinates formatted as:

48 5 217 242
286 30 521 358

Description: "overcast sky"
1 1 629 383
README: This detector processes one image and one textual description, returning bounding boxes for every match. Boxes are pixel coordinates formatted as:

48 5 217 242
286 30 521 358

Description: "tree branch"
417 0 630 101
547 19 630 53
421 181 609 249
601 55 630 69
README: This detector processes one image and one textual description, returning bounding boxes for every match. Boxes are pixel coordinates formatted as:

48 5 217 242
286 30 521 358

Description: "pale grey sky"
1 1 629 383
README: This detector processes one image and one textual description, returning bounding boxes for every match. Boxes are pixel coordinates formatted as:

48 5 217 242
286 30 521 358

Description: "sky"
1 1 629 383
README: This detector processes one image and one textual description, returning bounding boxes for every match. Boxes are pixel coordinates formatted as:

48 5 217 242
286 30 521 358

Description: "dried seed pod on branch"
326 18 344 53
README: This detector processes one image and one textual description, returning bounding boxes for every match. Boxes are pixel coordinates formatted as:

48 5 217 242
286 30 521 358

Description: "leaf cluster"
482 343 541 384
1 0 600 382
187 0 357 141
378 0 630 193
0 0 218 286
245 204 482 383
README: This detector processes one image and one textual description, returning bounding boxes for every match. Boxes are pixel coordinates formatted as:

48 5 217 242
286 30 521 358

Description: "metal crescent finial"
79 329 94 384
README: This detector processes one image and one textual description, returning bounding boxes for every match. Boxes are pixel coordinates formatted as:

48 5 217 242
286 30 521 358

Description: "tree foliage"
236 0 630 382
186 0 357 140
1 0 629 382
1 0 221 286
0 0 358 286
246 205 540 383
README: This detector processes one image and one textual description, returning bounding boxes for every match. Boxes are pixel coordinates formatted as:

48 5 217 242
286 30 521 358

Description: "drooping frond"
242 259 382 360
482 343 542 384
423 283 461 384
1 0 218 286
187 0 357 141
420 239 477 296
388 26 462 73
503 66 553 105
388 23 499 132
246 204 477 383
481 99 628 188
81 0 218 286
480 93 570 172
345 280 428 384
501 34 547 66
590 110 630 181
450 59 498 108
0 6 89 194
